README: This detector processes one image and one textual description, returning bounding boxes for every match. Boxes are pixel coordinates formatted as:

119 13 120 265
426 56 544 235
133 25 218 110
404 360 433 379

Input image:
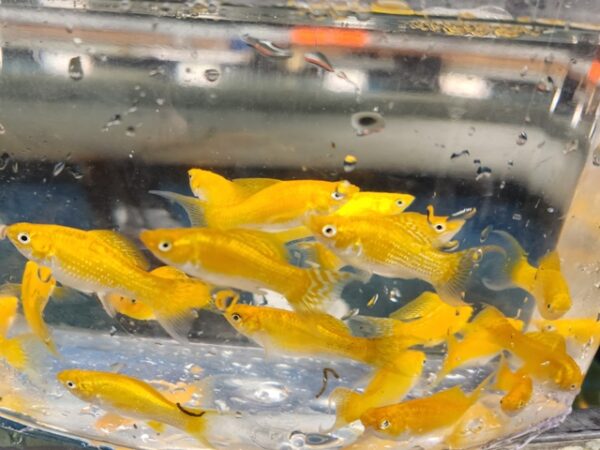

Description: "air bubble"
155 98 164 106
512 213 522 221
389 288 401 303
204 68 220 82
252 382 288 404
480 225 492 243
68 56 84 81
351 111 385 136
547 207 555 213
72 37 83 46
0 123 5 135
53 161 66 176
126 126 136 137
516 131 528 145
343 154 357 172
564 139 579 154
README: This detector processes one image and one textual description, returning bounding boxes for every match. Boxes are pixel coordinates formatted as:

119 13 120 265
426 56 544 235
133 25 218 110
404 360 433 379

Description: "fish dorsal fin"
149 190 207 227
150 266 189 280
347 316 397 338
525 331 567 353
232 177 281 194
301 312 351 337
229 230 288 262
88 231 149 270
390 292 443 321
538 250 561 271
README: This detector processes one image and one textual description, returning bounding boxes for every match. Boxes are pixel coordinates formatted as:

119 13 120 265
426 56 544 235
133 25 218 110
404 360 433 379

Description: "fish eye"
17 232 30 244
380 419 391 430
322 225 337 238
570 384 577 391
231 313 242 322
331 191 344 201
434 223 445 232
395 199 404 206
66 381 76 389
158 241 172 252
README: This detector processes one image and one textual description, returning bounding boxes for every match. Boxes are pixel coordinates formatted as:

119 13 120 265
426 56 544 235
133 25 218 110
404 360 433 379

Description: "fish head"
4 223 56 264
426 206 466 245
536 270 571 320
306 215 361 254
139 229 194 266
57 369 97 401
222 302 263 335
360 407 396 436
309 181 359 215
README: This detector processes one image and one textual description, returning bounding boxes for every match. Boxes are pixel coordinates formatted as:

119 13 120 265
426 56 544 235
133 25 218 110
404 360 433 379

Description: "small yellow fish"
188 168 280 205
103 266 192 322
57 369 217 446
474 306 583 390
535 318 600 345
152 179 359 230
334 192 415 216
331 350 425 427
494 231 571 319
350 292 473 347
495 358 533 414
141 228 351 311
0 294 19 337
360 376 489 439
215 290 417 373
21 261 58 355
307 214 497 306
2 223 213 342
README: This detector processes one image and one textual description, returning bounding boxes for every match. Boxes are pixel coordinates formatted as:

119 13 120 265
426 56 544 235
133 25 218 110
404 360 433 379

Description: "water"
0 1 599 449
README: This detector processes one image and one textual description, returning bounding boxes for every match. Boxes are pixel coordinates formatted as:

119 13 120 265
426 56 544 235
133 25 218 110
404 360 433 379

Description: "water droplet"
253 382 288 404
11 160 18 173
53 161 66 176
126 126 136 137
68 166 83 180
341 308 359 320
520 66 528 77
547 207 555 213
289 431 306 448
500 180 506 189
450 149 470 160
516 131 528 145
351 111 385 136
564 139 578 154
304 52 334 72
475 166 492 181
343 154 357 172
512 213 522 221
367 293 379 308
0 153 10 170
0 123 5 135
242 35 292 59
480 225 492 243
204 68 220 82
389 288 401 303
68 56 84 81
593 145 600 166
468 126 475 136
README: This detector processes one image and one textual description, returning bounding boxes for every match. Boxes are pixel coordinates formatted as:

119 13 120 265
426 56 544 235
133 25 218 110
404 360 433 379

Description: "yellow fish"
331 350 425 427
350 292 473 347
360 375 489 439
334 192 415 216
494 231 571 319
21 261 58 355
0 294 40 373
102 266 192 322
0 294 19 337
307 214 496 306
57 369 217 447
535 318 600 345
495 357 533 414
151 179 359 230
2 223 213 342
215 290 416 372
140 228 351 311
188 168 280 205
473 306 583 390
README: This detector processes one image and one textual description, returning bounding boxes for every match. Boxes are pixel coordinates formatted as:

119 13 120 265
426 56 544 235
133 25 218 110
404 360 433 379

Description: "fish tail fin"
330 387 364 427
181 408 213 447
149 190 207 227
436 245 504 306
288 269 352 311
483 231 537 292
0 334 51 375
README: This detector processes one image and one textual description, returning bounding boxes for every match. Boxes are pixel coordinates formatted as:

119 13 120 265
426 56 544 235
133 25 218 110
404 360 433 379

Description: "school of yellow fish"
0 168 593 449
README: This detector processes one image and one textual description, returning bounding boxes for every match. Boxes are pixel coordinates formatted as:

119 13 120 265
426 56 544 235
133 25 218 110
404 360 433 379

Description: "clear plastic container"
0 1 599 449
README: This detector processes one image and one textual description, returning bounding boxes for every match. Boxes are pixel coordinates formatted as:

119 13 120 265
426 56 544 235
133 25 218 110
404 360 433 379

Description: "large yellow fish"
474 306 582 390
350 292 473 347
306 214 496 306
152 179 359 230
215 291 417 373
1 223 213 342
495 357 533 414
331 350 425 427
57 369 217 446
360 376 489 439
21 261 58 355
140 228 351 311
333 192 415 216
494 231 571 319
535 318 600 345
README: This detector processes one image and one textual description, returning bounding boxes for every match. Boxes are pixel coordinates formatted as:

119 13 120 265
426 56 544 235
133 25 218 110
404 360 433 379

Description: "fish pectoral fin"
149 190 207 227
154 309 197 343
87 230 150 270
97 292 119 318
146 420 166 434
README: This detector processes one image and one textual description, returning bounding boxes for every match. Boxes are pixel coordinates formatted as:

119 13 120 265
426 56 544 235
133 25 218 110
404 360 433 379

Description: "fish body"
2 223 213 341
307 215 493 306
495 358 533 414
536 318 600 345
360 378 487 439
140 228 349 311
216 293 415 373
154 179 359 230
331 350 425 426
334 192 415 217
57 369 215 446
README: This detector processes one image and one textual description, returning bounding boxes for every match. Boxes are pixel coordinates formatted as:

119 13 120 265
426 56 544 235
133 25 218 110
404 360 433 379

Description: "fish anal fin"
149 190 207 227
154 309 196 343
88 231 150 270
